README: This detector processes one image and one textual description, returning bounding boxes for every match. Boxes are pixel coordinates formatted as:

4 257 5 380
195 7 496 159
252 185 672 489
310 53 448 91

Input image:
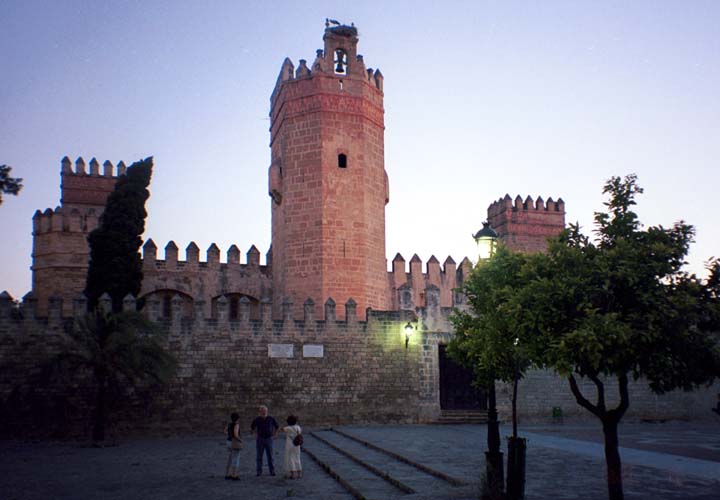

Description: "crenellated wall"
139 239 273 319
2 285 715 439
488 194 566 253
387 253 474 311
0 288 454 436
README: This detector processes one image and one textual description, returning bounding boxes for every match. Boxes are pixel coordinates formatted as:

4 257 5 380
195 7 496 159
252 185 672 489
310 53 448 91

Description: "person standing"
283 415 303 479
225 412 243 480
251 405 279 476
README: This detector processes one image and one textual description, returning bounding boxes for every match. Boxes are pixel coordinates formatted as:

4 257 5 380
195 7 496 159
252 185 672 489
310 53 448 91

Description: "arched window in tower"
338 153 347 168
334 49 348 75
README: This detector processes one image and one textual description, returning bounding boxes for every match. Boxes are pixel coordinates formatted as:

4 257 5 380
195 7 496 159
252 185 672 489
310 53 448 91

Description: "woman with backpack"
225 412 243 480
282 415 302 479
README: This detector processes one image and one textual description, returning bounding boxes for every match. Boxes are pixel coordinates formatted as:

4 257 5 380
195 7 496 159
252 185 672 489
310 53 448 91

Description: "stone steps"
436 410 489 424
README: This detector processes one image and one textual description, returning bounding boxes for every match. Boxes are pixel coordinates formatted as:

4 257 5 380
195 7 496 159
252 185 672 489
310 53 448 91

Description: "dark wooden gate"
439 344 487 410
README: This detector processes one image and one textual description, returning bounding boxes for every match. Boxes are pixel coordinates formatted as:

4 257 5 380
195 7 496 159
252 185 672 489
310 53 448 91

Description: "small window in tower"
334 49 347 75
338 154 347 168
339 79 343 91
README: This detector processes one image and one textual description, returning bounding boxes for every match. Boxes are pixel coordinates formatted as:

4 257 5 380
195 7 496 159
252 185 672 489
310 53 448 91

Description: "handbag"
292 432 303 446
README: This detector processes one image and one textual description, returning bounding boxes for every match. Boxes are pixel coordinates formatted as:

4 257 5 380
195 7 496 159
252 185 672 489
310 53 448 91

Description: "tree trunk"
602 417 623 500
512 370 518 439
92 374 107 442
567 373 630 500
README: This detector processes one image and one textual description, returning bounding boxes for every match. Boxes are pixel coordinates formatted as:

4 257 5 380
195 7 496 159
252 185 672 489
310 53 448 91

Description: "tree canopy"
450 174 720 500
524 175 720 397
0 164 23 204
449 247 532 386
85 157 153 311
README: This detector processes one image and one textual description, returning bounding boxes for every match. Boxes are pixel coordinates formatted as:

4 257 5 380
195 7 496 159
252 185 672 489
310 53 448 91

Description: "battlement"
61 155 127 178
388 253 473 310
487 194 566 253
0 289 452 338
269 22 383 122
32 206 99 236
141 240 271 270
139 240 273 320
60 156 126 211
488 194 565 217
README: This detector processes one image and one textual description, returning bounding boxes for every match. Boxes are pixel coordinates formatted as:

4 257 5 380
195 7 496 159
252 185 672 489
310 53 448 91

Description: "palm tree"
51 306 176 442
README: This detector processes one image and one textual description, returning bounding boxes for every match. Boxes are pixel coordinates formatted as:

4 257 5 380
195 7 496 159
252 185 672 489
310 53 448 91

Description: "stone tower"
32 156 124 314
268 23 390 319
487 194 566 253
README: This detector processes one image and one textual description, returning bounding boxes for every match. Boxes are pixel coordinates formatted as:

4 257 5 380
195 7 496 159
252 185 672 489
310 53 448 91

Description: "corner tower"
269 23 390 319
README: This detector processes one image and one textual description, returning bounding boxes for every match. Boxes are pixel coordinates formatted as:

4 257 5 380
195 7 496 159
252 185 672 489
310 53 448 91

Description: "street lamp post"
473 221 504 499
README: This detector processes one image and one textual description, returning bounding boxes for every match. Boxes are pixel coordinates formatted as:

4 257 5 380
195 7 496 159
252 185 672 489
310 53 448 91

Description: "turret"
31 156 125 314
268 22 389 320
487 194 566 253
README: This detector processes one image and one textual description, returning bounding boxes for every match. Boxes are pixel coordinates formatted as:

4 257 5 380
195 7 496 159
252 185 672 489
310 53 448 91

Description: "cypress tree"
85 157 153 312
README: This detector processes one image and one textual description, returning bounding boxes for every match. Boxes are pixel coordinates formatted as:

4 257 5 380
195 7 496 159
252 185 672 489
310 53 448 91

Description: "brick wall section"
269 25 390 320
487 194 566 253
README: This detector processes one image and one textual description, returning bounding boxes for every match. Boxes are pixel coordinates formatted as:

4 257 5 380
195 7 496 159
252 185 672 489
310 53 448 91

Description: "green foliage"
0 164 23 204
449 247 533 387
48 309 176 440
518 173 720 500
62 310 176 386
524 174 720 394
85 157 153 311
451 174 720 500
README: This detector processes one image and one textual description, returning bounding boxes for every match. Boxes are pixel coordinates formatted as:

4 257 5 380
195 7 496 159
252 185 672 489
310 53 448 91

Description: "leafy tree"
85 158 153 311
518 174 720 500
49 308 176 442
449 247 533 500
0 164 23 204
449 247 532 437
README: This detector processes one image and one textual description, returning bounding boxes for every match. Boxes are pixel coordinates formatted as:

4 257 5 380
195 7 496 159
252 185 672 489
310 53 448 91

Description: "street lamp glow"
473 221 498 261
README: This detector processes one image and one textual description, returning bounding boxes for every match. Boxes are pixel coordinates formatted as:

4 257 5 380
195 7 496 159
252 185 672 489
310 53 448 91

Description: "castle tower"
32 156 122 314
487 194 566 253
268 23 390 319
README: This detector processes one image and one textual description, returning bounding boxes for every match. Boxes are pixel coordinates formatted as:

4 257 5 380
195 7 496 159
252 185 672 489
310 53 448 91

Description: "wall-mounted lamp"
404 321 415 349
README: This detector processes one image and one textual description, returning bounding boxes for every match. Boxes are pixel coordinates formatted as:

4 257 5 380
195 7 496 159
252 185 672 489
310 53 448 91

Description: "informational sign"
302 344 324 358
268 343 294 358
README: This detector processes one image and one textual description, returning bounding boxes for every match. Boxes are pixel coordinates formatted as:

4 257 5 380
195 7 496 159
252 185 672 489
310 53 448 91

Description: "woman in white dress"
283 415 302 479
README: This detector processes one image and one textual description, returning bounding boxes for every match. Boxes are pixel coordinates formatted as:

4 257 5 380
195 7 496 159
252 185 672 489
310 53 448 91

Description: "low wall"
497 369 720 423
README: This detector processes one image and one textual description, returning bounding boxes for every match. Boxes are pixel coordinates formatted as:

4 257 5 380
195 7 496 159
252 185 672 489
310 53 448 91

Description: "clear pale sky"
1 1 718 300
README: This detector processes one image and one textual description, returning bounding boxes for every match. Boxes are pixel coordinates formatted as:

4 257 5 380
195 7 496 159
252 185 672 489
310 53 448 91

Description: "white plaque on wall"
303 344 324 358
268 343 294 358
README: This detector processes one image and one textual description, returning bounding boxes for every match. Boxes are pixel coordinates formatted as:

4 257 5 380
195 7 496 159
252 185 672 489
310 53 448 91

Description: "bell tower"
268 22 390 319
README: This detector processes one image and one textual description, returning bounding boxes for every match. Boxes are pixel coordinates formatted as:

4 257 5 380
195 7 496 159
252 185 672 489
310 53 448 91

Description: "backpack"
293 433 303 446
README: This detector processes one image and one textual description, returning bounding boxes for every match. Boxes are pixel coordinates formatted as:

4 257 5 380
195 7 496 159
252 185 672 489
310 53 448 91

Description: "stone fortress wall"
5 23 717 437
2 285 715 437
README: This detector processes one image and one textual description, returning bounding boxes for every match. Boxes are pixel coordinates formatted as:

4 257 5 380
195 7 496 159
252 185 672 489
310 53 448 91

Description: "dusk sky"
1 1 719 301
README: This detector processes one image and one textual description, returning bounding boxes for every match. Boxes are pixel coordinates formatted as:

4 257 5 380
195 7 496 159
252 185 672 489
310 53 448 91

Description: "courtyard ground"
1 420 718 500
